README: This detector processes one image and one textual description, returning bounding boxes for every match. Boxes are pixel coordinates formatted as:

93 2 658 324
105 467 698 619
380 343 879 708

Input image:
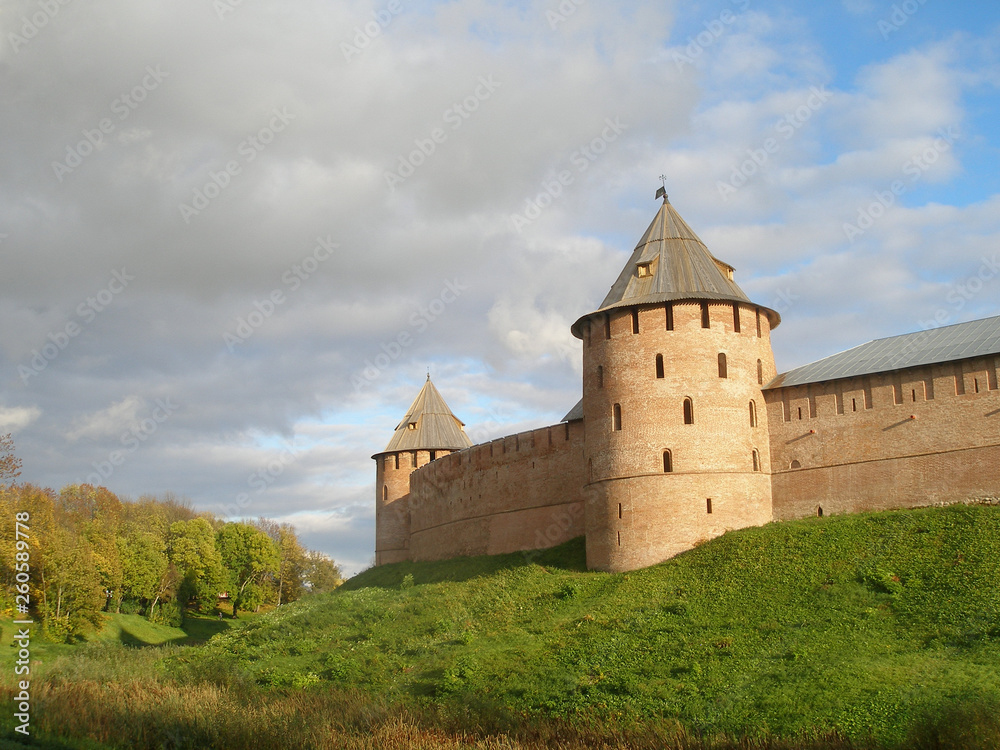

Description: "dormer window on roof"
637 262 653 278
407 422 417 430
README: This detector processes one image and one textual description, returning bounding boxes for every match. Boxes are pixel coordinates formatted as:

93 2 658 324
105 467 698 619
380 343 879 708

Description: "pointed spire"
571 196 780 337
378 377 473 454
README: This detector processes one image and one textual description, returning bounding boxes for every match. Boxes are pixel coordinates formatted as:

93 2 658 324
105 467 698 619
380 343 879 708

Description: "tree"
217 523 279 617
0 434 22 484
168 518 225 612
254 518 308 606
117 527 169 612
303 550 342 594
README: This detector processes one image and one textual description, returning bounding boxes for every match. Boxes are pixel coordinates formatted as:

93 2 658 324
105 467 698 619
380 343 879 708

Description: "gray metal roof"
562 398 584 422
376 376 473 455
767 314 1000 390
571 196 779 337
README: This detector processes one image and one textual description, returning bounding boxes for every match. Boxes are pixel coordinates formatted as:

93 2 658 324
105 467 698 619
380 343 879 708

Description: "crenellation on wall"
769 354 1000 521
403 418 586 561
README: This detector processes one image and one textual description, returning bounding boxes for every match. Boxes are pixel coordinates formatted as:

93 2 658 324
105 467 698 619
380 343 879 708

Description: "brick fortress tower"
372 375 472 565
570 190 782 572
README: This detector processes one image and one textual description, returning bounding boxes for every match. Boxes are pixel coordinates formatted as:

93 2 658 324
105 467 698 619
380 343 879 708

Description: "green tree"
303 550 342 594
38 525 104 641
254 518 309 606
168 518 225 612
217 522 279 617
117 526 170 613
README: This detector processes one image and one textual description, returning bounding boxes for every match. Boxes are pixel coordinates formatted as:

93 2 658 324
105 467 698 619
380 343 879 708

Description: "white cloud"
0 406 42 433
66 396 145 442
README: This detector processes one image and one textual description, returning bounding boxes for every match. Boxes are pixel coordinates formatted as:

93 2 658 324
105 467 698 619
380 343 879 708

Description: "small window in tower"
852 398 857 412
429 450 437 461
663 450 673 473
733 304 741 333
613 403 622 431
797 406 802 420
604 314 611 340
655 354 665 379
750 400 757 427
757 359 764 385
706 498 713 514
752 449 760 472
718 353 728 378
637 262 652 278
617 531 621 546
701 302 710 329
618 503 623 519
683 398 694 425
631 308 639 334
817 506 824 517
407 422 417 430
756 309 762 338
790 459 801 469
394 454 400 470
665 303 674 331
597 365 604 389
412 451 418 466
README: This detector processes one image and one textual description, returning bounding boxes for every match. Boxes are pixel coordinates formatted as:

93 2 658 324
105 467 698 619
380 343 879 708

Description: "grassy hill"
9 503 1000 749
183 503 1000 746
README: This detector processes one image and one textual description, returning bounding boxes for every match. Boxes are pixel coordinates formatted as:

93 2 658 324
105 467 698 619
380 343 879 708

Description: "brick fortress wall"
767 354 1000 520
404 419 586 561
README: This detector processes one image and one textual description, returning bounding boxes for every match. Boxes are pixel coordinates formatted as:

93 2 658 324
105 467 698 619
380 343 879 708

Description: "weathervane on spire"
656 174 667 202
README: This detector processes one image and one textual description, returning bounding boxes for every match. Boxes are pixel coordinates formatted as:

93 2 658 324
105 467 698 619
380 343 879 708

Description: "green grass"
8 504 1000 749
185 504 1000 746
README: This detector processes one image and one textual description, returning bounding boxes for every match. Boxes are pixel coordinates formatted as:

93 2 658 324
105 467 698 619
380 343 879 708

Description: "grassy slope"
185 504 1000 745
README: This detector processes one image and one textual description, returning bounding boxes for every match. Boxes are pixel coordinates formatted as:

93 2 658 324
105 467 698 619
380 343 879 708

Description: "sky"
2 0 1000 575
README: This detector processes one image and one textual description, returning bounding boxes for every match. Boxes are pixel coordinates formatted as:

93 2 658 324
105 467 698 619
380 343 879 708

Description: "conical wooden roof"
376 376 472 455
571 195 779 337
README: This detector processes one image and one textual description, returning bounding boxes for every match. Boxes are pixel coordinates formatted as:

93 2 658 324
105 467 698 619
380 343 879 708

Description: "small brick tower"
571 191 781 572
372 375 472 565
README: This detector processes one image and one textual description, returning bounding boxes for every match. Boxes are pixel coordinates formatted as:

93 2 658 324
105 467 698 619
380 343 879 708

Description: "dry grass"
4 680 862 750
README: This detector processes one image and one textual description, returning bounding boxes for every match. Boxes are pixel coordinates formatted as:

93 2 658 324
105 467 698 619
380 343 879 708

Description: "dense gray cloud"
1 0 999 573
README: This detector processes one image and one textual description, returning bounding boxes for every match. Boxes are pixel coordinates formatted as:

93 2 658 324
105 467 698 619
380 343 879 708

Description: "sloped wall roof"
768 314 1000 389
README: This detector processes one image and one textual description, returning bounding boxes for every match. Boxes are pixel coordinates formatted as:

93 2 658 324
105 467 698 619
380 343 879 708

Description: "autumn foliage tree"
0 433 22 484
0 479 342 639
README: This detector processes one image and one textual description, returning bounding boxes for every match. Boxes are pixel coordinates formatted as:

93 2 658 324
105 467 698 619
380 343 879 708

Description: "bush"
149 600 183 627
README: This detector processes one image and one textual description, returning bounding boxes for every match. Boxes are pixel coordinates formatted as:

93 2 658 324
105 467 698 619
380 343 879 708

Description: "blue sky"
1 0 999 574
